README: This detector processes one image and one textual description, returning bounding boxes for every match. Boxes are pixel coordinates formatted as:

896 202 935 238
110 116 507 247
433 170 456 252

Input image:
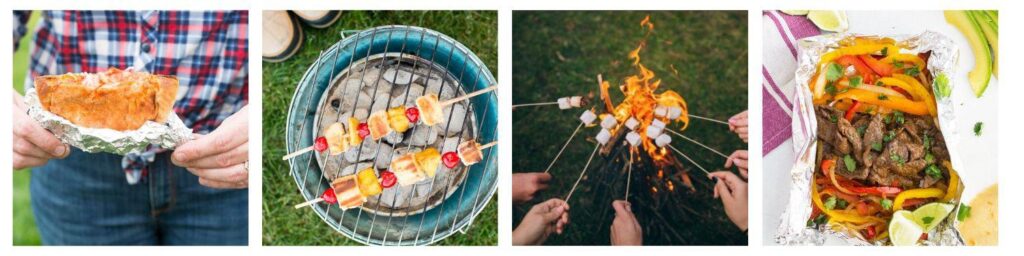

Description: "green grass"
512 11 748 245
261 11 498 246
13 11 42 246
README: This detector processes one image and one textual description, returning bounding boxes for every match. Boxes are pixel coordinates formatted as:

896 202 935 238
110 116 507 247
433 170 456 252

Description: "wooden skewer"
666 144 712 177
688 114 730 126
664 128 729 159
441 85 497 106
565 143 600 203
282 146 315 160
544 122 584 174
625 151 633 202
512 101 559 108
479 141 498 150
293 198 324 209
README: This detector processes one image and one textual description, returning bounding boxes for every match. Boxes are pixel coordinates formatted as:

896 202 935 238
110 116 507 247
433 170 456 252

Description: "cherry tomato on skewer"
442 151 460 168
379 170 397 188
314 137 329 152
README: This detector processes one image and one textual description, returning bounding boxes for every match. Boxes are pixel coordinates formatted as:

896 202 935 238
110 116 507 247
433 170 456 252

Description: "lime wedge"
889 210 924 246
781 10 809 16
912 202 955 232
807 10 849 32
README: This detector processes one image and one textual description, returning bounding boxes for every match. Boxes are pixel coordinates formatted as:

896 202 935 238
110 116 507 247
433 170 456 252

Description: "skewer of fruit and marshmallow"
387 139 497 186
293 168 398 209
415 85 497 126
282 118 369 160
363 85 496 141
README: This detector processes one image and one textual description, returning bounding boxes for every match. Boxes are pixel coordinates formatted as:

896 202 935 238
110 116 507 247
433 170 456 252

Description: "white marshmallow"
558 98 571 109
596 129 611 145
654 106 668 117
651 119 666 129
626 132 641 146
625 117 639 130
569 96 583 107
655 134 672 147
579 110 597 125
646 125 663 138
667 107 683 120
600 115 618 129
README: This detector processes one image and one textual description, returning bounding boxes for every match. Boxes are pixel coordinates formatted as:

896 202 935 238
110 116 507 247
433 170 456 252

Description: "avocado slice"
945 10 992 98
971 10 998 78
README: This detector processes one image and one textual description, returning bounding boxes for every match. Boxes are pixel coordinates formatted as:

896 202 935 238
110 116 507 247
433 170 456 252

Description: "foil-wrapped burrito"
21 70 193 154
776 31 966 246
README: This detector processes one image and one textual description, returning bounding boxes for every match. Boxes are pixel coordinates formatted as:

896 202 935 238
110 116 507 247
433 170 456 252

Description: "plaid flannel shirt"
14 11 249 184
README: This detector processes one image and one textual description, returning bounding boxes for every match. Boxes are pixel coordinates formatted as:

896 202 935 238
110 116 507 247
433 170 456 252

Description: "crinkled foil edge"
24 88 192 155
775 31 966 246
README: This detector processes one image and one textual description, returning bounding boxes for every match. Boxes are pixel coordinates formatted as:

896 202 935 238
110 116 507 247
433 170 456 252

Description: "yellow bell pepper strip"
882 53 926 70
833 88 929 116
942 161 960 202
890 74 938 117
812 180 884 224
893 188 945 210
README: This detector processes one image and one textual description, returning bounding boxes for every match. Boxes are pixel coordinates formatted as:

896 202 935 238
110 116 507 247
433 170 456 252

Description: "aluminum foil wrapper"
776 31 966 246
24 88 193 156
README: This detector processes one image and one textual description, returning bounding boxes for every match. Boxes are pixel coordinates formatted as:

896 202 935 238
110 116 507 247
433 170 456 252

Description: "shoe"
262 10 303 63
291 10 341 29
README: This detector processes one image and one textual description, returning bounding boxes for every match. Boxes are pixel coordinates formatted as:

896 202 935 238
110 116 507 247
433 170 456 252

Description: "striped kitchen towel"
762 11 821 155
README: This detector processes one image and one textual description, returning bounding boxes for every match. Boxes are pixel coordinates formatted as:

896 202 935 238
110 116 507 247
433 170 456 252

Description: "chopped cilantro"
923 134 932 151
829 113 838 123
883 131 896 142
826 63 843 82
890 152 905 166
922 216 935 225
878 94 889 100
875 80 884 86
849 76 863 87
836 199 849 209
843 154 856 172
825 81 838 96
925 153 935 163
824 196 837 210
894 61 904 69
893 111 905 124
957 203 972 221
857 125 867 136
934 73 952 98
871 142 883 151
881 47 889 57
925 164 943 179
881 199 893 211
807 214 827 228
974 122 983 136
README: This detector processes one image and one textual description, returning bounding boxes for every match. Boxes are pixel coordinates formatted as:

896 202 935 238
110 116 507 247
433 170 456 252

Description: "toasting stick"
512 96 588 110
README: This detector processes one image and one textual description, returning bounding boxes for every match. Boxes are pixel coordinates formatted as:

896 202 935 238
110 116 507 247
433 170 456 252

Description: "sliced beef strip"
835 110 863 155
816 107 851 154
861 114 885 169
869 167 916 188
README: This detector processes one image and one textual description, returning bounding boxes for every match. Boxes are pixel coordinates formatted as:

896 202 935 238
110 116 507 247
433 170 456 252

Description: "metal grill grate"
284 25 498 246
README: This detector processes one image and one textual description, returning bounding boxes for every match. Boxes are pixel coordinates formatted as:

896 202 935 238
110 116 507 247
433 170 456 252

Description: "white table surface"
762 10 999 245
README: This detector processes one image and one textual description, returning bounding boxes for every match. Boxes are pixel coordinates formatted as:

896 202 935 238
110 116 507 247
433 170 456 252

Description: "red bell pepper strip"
858 55 894 77
848 186 903 197
835 55 876 83
844 100 861 121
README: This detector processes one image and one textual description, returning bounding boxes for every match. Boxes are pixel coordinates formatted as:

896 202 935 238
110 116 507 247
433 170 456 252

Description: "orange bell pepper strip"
859 55 894 76
881 75 937 116
893 188 945 210
833 88 929 116
882 53 926 70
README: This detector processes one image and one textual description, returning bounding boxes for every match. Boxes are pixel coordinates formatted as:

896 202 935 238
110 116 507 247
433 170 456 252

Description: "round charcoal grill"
284 25 498 246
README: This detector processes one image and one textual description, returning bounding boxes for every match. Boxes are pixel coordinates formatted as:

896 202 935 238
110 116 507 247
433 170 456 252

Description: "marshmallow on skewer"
626 131 641 146
415 94 444 126
624 117 639 130
330 175 366 210
569 96 584 107
324 122 348 155
367 111 391 140
651 119 666 129
667 106 683 120
646 124 663 138
558 97 571 110
596 129 612 145
579 110 597 125
655 133 672 147
654 106 668 118
600 115 618 129
457 141 484 165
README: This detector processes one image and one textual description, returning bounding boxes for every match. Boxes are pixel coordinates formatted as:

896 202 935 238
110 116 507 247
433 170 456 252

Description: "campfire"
514 15 746 245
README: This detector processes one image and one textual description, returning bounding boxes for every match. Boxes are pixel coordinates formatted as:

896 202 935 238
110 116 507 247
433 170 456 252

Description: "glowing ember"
598 15 689 163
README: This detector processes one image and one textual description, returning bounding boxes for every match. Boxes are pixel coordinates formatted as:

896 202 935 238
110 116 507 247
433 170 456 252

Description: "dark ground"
262 11 497 246
512 11 748 245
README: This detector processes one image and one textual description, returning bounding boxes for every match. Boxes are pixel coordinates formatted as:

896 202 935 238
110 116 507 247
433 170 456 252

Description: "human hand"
708 171 748 231
728 111 748 143
513 198 570 245
12 92 69 169
724 150 749 179
513 172 552 204
609 200 642 246
172 106 249 189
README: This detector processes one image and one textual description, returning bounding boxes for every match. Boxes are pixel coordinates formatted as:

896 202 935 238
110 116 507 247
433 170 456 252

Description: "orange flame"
599 15 690 164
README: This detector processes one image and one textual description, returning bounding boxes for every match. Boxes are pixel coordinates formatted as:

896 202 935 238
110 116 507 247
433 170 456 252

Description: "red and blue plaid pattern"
15 11 249 184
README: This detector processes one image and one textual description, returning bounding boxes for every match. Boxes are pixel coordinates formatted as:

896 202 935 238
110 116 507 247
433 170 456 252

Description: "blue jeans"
30 148 248 245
